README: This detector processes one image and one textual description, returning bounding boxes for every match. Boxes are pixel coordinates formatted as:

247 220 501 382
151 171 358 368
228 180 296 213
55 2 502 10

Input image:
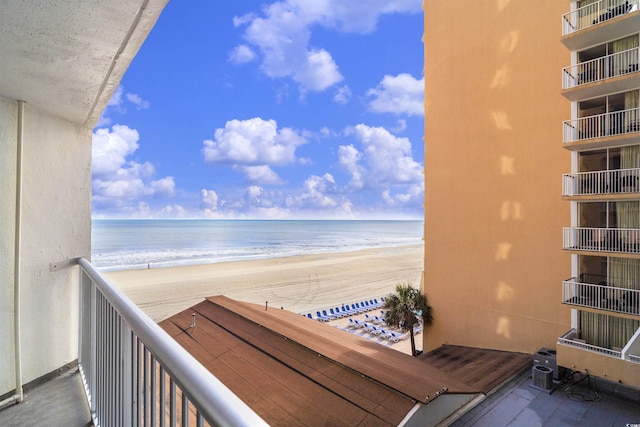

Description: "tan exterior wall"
423 1 572 353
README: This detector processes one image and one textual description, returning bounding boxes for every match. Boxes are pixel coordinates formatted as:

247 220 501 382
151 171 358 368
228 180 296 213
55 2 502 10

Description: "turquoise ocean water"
92 219 423 271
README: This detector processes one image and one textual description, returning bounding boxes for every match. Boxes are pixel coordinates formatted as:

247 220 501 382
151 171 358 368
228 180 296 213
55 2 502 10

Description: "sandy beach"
104 244 424 323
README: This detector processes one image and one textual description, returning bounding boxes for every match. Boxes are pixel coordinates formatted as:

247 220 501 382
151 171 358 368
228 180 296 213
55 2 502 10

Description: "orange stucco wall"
423 1 572 354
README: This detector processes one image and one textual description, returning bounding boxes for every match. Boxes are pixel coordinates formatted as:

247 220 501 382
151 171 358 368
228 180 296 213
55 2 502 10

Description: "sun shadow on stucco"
495 242 513 261
495 316 512 339
491 111 513 130
500 201 523 221
499 30 520 54
496 0 512 12
500 156 516 175
490 65 512 90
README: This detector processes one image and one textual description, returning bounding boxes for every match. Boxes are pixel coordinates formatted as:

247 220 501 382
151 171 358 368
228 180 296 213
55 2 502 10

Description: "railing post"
121 323 133 426
89 273 97 421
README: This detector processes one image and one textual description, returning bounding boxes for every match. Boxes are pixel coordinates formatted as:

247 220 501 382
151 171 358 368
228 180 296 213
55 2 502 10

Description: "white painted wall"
0 96 91 396
0 96 18 396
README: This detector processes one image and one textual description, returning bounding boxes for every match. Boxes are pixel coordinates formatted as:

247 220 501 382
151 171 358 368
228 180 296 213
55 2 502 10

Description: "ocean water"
92 219 423 271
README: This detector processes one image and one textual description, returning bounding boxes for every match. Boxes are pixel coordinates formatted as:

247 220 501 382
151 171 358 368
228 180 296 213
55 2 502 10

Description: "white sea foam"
92 219 423 271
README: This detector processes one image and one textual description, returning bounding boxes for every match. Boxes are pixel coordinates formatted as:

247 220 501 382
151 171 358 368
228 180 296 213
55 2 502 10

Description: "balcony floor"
452 367 640 426
0 368 91 427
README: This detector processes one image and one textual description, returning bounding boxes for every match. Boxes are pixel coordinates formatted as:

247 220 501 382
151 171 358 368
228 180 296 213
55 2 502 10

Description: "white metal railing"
562 168 640 196
630 353 640 362
562 279 640 315
77 258 267 427
563 107 640 142
562 0 639 35
562 47 639 89
557 328 624 358
563 227 640 254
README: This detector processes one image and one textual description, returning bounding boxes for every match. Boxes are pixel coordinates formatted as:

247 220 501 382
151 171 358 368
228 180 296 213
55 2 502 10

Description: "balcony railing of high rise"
562 47 639 90
76 258 268 427
562 278 640 316
563 107 640 143
562 168 640 196
558 328 640 364
562 0 639 36
563 227 640 255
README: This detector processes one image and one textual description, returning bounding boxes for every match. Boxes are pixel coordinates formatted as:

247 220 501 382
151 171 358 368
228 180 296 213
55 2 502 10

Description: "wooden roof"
159 296 477 426
420 345 532 394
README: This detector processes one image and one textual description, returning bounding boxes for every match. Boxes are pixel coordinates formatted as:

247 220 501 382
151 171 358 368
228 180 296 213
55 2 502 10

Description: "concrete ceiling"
0 0 168 126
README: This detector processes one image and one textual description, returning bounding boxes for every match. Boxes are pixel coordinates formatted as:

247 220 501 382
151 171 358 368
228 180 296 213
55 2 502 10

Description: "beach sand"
104 244 424 354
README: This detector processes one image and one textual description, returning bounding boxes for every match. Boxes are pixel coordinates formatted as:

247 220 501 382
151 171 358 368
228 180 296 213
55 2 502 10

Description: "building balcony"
558 328 624 359
0 258 268 426
562 0 640 51
562 47 640 101
563 227 640 256
563 107 640 149
557 328 640 390
562 278 640 316
562 168 640 199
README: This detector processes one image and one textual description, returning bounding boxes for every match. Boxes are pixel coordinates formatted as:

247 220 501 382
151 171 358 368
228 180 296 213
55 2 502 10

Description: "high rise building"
557 0 640 389
423 0 640 389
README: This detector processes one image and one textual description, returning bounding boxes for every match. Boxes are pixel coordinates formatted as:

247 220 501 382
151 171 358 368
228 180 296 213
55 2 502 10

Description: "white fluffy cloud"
158 204 189 218
201 189 219 208
92 125 176 210
296 173 338 208
202 117 306 183
125 93 150 110
234 165 284 185
367 73 424 116
339 124 423 206
150 177 176 197
229 44 256 64
232 0 420 92
337 144 364 189
285 174 353 216
200 189 223 218
200 184 299 219
93 125 142 175
333 85 352 104
97 86 150 126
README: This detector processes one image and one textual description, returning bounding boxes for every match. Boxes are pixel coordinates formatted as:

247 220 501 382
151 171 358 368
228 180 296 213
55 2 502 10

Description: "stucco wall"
423 1 572 353
0 96 18 395
557 344 640 389
0 96 91 396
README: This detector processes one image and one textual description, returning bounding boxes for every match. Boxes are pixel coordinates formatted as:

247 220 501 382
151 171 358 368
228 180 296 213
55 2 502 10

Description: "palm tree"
383 283 433 356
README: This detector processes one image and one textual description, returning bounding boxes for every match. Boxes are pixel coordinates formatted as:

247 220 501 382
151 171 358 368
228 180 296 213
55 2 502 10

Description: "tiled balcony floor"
0 368 91 427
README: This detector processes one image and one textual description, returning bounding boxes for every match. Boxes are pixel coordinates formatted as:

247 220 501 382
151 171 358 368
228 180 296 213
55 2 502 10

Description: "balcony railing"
563 107 640 143
562 278 640 316
77 258 267 427
562 47 639 89
562 0 639 35
558 329 624 358
562 168 640 196
563 227 640 255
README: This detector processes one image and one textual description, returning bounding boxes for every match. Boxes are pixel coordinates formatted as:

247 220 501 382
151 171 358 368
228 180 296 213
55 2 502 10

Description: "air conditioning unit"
532 365 553 390
533 347 566 380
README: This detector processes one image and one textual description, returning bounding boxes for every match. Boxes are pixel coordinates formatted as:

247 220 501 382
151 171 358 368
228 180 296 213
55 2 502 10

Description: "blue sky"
92 0 424 219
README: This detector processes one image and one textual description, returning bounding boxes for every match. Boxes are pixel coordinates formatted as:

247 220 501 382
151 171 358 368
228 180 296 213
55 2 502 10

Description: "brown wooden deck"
420 345 532 394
